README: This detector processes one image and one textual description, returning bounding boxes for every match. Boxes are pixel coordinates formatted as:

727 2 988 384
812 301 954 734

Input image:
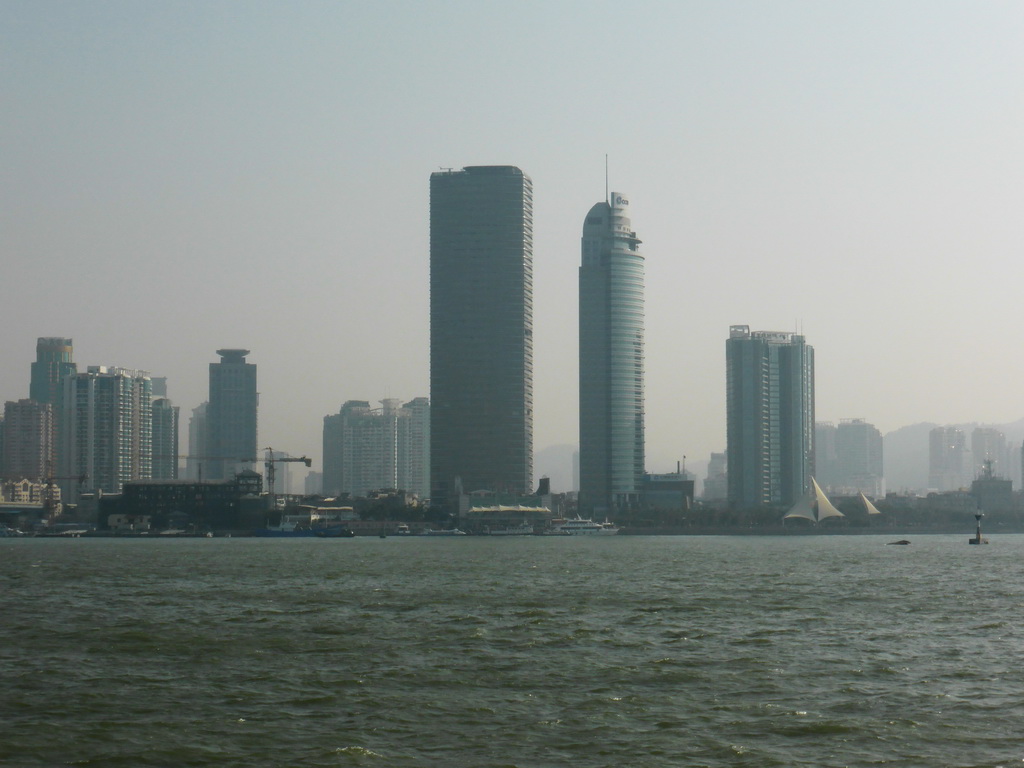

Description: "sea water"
3 535 1023 767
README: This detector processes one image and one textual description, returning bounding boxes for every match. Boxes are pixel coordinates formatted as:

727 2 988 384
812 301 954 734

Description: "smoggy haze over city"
4 2 1024 490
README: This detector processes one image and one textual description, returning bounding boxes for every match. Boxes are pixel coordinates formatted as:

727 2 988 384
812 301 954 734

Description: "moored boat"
488 522 535 536
420 528 467 536
556 516 620 535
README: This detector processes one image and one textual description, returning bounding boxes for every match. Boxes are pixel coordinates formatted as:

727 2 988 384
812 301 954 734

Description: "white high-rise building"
971 427 1008 480
400 397 430 501
323 398 430 499
60 366 153 501
928 427 972 491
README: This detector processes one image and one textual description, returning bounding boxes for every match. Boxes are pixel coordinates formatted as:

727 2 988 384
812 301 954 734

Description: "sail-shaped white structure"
858 492 882 516
783 493 817 522
783 478 844 523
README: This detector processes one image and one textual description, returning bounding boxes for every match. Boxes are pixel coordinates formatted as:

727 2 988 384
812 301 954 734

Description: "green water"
2 535 1022 767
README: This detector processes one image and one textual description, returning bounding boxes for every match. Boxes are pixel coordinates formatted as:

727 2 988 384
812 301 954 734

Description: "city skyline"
5 3 1024 487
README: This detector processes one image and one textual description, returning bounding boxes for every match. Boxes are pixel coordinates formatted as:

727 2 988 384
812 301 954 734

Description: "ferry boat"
256 511 355 538
556 516 620 535
488 522 535 536
419 528 468 536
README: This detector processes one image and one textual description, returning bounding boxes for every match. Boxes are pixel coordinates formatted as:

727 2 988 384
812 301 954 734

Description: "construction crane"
155 451 311 500
245 448 312 502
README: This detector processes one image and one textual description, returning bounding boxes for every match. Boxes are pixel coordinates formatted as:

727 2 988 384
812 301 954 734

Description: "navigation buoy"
969 512 989 545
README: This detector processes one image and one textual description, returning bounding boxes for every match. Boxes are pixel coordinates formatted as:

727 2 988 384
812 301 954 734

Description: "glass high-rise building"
726 325 814 509
578 192 645 515
207 349 258 480
429 166 533 509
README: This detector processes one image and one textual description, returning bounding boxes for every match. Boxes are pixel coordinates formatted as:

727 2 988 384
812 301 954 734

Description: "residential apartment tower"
726 326 815 509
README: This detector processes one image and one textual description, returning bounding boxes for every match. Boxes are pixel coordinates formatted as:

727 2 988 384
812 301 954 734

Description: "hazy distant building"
151 397 179 480
928 427 972 491
726 326 814 509
401 397 430 499
186 402 209 481
971 427 1008 482
2 399 53 481
304 470 323 496
323 398 430 499
150 377 168 398
702 452 728 501
267 449 294 496
578 192 645 515
834 418 884 496
206 349 258 480
60 366 153 501
814 422 839 489
429 166 533 508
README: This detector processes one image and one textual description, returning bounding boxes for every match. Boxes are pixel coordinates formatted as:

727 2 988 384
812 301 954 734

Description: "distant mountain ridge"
535 443 576 494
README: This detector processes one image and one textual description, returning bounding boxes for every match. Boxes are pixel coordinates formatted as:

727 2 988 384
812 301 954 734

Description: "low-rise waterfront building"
99 470 263 532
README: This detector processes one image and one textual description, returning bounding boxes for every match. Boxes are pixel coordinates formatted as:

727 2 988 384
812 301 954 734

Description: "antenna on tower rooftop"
605 154 609 204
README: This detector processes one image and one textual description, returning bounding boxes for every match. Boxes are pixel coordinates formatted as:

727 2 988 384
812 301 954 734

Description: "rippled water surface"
4 535 1024 767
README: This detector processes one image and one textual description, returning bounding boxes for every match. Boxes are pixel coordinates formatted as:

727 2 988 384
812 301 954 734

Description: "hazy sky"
4 1 1024 490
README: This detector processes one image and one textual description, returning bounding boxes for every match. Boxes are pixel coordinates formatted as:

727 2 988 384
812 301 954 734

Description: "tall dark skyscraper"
151 397 180 480
726 325 814 509
206 349 258 480
429 166 533 509
578 192 645 515
30 337 76 407
29 337 76 478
